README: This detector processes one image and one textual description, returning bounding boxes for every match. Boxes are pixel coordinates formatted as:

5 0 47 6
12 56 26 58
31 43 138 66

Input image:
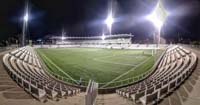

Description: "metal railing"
85 80 98 105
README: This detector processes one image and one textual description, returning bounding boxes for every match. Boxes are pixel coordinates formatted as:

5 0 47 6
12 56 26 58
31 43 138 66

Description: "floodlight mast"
61 28 66 43
24 13 29 22
105 1 114 35
146 0 168 45
146 12 162 45
101 33 105 40
22 0 29 47
105 14 114 35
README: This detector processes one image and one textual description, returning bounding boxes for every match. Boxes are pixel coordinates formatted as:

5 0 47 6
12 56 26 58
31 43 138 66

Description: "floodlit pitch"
36 48 159 87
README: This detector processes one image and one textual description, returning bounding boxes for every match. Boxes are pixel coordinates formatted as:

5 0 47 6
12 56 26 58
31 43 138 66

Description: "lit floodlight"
61 36 65 40
24 13 29 22
146 0 168 45
146 0 168 30
105 14 114 34
146 12 163 30
61 28 66 41
105 15 114 28
101 33 105 40
22 0 29 47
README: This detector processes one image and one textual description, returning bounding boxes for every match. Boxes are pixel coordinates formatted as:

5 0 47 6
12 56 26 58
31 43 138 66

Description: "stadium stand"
2 46 81 102
1 45 199 105
116 45 197 105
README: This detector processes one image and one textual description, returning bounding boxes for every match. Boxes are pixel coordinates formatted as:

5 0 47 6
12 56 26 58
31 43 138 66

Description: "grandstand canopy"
51 34 133 40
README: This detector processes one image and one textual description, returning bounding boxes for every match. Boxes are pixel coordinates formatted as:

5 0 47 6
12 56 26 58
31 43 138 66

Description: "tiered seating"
3 46 81 101
116 46 197 105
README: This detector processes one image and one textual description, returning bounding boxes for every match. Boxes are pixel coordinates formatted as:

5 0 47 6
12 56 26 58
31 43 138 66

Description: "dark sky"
0 0 200 42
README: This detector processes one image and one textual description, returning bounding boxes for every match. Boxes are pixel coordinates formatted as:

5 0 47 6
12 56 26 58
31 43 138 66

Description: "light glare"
105 14 114 34
61 36 65 40
101 34 105 40
146 11 163 30
105 15 114 28
24 13 29 22
146 0 168 30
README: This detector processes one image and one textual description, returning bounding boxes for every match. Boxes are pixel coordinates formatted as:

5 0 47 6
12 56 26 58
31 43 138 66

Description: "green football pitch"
36 48 157 87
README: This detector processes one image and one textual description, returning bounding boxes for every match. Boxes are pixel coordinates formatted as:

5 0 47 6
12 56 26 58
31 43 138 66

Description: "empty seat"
116 45 197 104
140 91 158 105
2 46 81 101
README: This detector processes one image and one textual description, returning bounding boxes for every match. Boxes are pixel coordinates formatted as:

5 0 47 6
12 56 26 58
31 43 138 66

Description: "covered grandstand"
38 34 133 49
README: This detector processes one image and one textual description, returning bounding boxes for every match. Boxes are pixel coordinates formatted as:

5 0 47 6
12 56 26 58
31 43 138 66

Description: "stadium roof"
50 34 133 40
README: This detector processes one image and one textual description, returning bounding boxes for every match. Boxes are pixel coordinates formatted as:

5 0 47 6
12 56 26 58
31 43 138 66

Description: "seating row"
116 46 197 105
3 46 81 101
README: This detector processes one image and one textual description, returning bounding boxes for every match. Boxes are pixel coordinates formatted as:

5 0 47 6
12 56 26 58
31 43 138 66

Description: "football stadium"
0 0 200 105
36 35 159 88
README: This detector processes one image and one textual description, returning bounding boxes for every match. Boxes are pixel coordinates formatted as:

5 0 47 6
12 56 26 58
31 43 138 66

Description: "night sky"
0 0 200 42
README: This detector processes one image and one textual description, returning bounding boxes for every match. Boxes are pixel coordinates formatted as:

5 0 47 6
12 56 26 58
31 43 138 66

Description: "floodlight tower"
101 33 105 40
105 1 114 35
105 14 114 35
146 0 168 45
61 28 66 44
22 0 29 46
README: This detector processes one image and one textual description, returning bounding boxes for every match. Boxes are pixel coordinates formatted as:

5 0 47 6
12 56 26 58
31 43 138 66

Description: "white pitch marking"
101 56 152 88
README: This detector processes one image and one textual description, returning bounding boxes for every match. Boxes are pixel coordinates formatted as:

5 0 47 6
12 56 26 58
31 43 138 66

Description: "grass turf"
36 48 156 87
